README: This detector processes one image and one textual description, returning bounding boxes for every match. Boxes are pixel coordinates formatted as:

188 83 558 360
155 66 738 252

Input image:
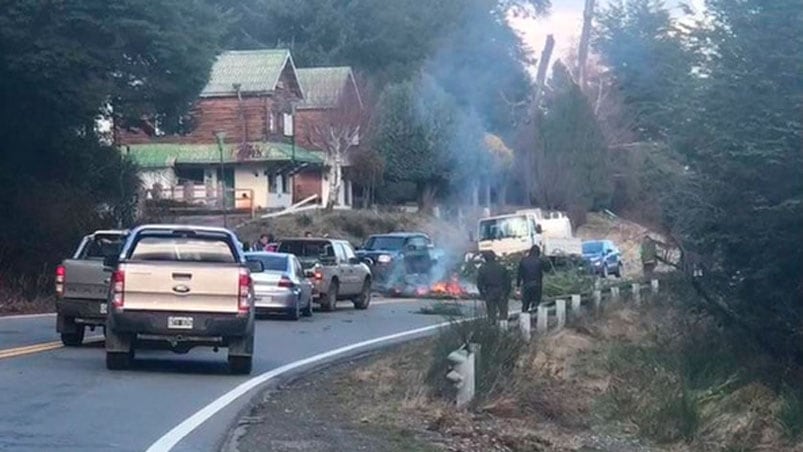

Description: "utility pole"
215 132 228 229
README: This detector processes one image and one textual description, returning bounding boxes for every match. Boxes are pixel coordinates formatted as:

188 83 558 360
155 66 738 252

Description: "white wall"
267 172 293 209
234 166 268 209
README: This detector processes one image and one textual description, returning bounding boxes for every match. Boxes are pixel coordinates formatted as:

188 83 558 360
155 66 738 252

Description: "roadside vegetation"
258 283 801 451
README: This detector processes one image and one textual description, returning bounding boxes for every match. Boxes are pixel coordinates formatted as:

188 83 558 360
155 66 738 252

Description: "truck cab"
476 209 582 257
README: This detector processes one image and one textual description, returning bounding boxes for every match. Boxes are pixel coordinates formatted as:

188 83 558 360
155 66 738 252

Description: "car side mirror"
246 260 264 273
103 255 119 270
406 244 417 252
535 224 543 234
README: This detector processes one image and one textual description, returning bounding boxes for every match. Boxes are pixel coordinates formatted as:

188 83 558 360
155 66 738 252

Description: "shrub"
426 319 528 403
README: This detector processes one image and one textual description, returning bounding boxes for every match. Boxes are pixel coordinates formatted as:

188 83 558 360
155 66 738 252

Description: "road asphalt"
0 298 450 452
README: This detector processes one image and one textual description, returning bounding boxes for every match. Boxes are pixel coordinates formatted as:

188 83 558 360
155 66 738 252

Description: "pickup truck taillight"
55 265 65 298
313 266 323 281
278 275 295 288
111 270 125 311
238 269 251 314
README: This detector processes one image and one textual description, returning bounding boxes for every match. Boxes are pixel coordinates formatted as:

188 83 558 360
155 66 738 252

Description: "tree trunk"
577 0 595 89
417 181 437 214
484 179 491 208
499 184 508 208
526 35 555 207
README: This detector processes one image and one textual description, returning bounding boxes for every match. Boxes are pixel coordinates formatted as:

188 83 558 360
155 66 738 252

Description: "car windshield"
364 236 405 251
478 216 529 241
278 240 332 258
245 254 288 272
583 242 604 254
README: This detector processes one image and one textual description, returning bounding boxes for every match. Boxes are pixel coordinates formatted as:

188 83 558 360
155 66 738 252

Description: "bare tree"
303 77 371 209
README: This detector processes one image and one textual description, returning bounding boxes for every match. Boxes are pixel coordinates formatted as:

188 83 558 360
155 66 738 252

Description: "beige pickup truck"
103 225 256 374
276 238 372 312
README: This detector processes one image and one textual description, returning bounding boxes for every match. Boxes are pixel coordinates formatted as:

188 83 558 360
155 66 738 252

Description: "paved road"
0 298 451 452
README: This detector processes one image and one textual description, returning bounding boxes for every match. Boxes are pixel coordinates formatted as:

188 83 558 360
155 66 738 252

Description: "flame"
429 274 466 298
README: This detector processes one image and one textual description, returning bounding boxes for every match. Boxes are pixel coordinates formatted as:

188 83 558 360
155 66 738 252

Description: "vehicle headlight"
377 254 392 264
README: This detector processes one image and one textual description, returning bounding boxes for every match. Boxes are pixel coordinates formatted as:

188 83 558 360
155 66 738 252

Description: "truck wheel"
60 326 85 347
106 351 131 370
228 355 253 375
353 280 371 310
614 263 623 278
602 265 609 279
302 297 313 317
323 282 338 312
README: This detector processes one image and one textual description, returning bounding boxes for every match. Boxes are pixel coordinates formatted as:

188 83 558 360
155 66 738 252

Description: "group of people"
476 245 544 323
244 231 317 253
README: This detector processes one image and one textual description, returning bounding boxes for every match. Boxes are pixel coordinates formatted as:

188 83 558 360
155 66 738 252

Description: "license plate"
255 296 272 304
168 316 193 329
99 303 107 314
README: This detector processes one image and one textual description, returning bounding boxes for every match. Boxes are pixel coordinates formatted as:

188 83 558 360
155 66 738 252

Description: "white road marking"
145 320 457 452
0 312 56 320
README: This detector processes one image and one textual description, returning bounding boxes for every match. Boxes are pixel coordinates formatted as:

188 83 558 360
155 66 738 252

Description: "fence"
144 187 256 217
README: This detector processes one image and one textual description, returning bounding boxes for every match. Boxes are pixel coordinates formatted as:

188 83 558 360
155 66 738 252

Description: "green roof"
200 50 294 97
124 142 323 169
296 67 355 109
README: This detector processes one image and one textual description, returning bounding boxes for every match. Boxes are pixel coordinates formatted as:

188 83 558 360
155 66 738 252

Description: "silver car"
245 252 314 320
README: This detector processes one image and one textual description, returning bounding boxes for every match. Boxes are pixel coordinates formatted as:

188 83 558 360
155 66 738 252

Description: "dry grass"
330 295 803 452
236 209 470 250
0 288 54 315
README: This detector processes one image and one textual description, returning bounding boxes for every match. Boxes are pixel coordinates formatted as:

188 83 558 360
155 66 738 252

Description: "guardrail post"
611 286 620 301
519 312 531 341
632 283 641 306
571 294 582 318
593 290 602 312
537 304 548 334
651 279 659 294
556 299 566 330
445 345 476 408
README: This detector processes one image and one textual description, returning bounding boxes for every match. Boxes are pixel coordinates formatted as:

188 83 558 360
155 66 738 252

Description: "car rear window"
277 240 333 258
80 234 127 260
129 236 236 263
245 254 288 272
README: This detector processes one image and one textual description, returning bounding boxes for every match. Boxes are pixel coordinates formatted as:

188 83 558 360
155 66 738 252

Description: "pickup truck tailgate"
121 262 241 313
62 259 110 300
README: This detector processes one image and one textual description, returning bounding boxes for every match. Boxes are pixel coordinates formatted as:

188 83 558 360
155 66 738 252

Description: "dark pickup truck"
355 233 440 292
56 230 128 346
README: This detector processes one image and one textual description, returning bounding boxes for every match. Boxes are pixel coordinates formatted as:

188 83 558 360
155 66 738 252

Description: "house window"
283 113 294 137
175 167 205 184
268 174 277 193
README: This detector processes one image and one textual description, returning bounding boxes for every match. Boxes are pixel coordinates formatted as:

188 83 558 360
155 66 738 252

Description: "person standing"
476 251 511 323
640 235 657 278
517 245 544 313
252 234 270 252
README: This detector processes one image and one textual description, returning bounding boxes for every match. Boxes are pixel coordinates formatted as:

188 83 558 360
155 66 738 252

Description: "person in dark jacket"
517 245 544 313
476 251 511 323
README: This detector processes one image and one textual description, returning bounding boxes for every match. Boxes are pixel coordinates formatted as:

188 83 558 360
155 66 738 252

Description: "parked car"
244 251 313 320
582 240 623 278
276 238 371 312
103 225 256 374
55 230 128 346
355 233 435 291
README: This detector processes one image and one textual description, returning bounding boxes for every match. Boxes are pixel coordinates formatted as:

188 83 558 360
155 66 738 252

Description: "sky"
509 0 706 75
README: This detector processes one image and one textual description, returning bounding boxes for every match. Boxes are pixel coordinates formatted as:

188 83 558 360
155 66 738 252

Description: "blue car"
582 240 623 278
